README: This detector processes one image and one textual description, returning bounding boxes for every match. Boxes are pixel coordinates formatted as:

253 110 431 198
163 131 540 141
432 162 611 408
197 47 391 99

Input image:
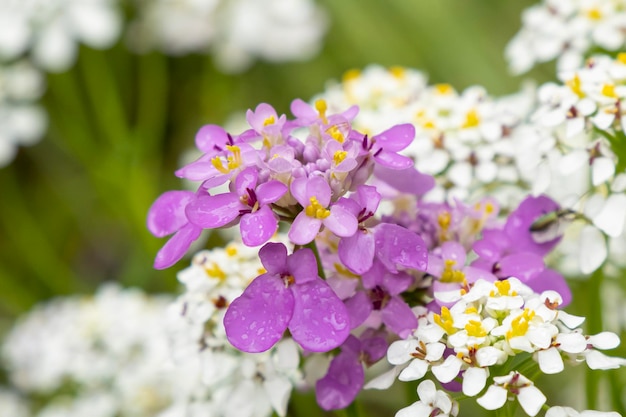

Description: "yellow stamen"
462 109 480 128
440 259 466 283
602 83 617 98
333 150 348 165
506 308 536 340
434 83 454 95
211 145 242 174
495 280 511 296
225 245 238 257
204 262 226 281
327 125 345 143
465 320 487 338
586 8 602 20
305 196 331 219
566 74 585 98
390 66 406 79
433 306 457 334
257 267 267 275
465 306 478 314
617 53 626 65
343 69 361 82
334 263 360 279
315 99 328 124
263 115 275 126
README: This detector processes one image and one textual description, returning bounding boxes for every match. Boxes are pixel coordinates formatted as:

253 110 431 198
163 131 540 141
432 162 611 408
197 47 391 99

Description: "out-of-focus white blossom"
129 0 328 73
0 389 29 417
506 0 626 74
0 60 47 167
0 0 122 72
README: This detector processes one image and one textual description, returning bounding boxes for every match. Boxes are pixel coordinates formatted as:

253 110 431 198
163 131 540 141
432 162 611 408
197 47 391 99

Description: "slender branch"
304 239 326 280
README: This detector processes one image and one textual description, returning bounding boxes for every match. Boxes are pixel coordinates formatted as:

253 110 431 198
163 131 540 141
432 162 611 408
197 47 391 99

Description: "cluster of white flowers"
505 0 626 74
0 60 47 167
315 64 536 204
0 0 122 72
378 278 625 417
129 0 328 73
163 239 304 417
1 283 185 417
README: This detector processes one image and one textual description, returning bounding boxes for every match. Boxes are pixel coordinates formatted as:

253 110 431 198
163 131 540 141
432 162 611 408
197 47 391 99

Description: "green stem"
586 267 605 410
305 239 326 279
345 401 360 417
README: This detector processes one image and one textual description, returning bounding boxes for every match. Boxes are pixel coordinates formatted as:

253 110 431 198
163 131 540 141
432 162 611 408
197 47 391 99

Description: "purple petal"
462 266 497 283
344 291 373 329
374 151 414 170
185 193 242 228
360 333 388 364
195 124 229 153
290 99 318 122
240 206 278 247
289 176 309 207
234 167 258 196
306 176 331 207
373 124 415 151
224 273 294 353
373 165 435 195
382 296 418 338
374 223 428 273
288 212 322 245
498 253 545 282
338 229 375 274
258 242 288 275
324 205 358 237
472 239 503 262
246 103 277 132
441 241 467 265
355 185 382 215
361 259 386 289
527 268 572 307
256 180 288 205
286 248 319 284
382 270 414 295
174 159 216 181
504 195 561 256
147 190 196 237
289 278 350 352
315 349 364 411
153 223 202 269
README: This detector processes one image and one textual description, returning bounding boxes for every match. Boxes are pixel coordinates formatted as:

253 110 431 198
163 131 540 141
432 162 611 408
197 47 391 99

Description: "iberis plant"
148 99 626 416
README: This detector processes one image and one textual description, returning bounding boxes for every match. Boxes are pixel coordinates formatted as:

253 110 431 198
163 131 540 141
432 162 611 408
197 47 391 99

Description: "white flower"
477 372 546 417
396 380 459 417
546 406 622 417
0 0 122 72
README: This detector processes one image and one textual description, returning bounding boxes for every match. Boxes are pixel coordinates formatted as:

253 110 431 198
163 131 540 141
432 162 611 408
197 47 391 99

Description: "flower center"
462 108 480 128
602 83 617 98
211 145 242 174
440 260 466 283
263 115 275 126
506 308 535 340
333 150 348 165
433 306 457 334
465 320 487 338
305 196 331 219
566 74 584 98
204 262 226 281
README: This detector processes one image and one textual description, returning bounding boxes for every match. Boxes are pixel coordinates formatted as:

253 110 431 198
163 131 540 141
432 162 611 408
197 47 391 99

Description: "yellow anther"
462 108 480 128
434 83 454 95
204 262 226 281
212 145 242 174
506 309 535 340
315 99 328 124
257 267 267 275
465 320 487 338
327 125 345 143
618 53 626 65
343 69 361 82
602 83 617 98
390 66 406 79
440 259 466 283
433 306 457 334
305 196 331 219
225 245 238 257
211 156 229 174
263 115 276 126
586 7 602 20
333 150 348 165
495 280 512 296
465 306 478 314
566 74 585 98
334 262 360 278
485 202 495 214
438 211 451 229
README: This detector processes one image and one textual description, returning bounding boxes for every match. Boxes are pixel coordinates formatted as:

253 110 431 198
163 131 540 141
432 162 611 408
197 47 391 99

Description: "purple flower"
356 124 416 170
288 176 358 245
224 243 350 353
185 167 287 246
147 190 201 269
315 333 387 410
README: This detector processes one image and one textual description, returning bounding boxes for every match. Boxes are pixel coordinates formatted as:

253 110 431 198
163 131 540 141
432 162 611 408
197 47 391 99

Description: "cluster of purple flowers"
148 99 570 411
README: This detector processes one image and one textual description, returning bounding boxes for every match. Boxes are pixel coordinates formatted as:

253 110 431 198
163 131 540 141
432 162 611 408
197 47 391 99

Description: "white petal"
592 157 616 186
388 340 419 365
585 350 626 370
546 406 579 417
462 367 488 397
477 385 508 411
557 311 586 329
518 385 547 417
587 332 620 350
399 359 430 382
537 347 564 374
263 376 292 417
32 24 77 72
431 355 462 383
69 4 122 48
593 194 626 237
364 366 402 390
579 226 607 274
475 346 504 367
556 332 587 353
417 379 437 403
395 401 432 417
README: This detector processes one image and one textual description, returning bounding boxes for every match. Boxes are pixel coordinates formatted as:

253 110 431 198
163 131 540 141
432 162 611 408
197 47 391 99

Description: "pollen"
506 308 535 340
263 115 275 126
495 280 512 296
204 262 226 281
433 306 457 334
327 125 345 143
315 99 328 124
225 245 238 257
211 145 242 174
305 196 331 219
435 83 454 95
